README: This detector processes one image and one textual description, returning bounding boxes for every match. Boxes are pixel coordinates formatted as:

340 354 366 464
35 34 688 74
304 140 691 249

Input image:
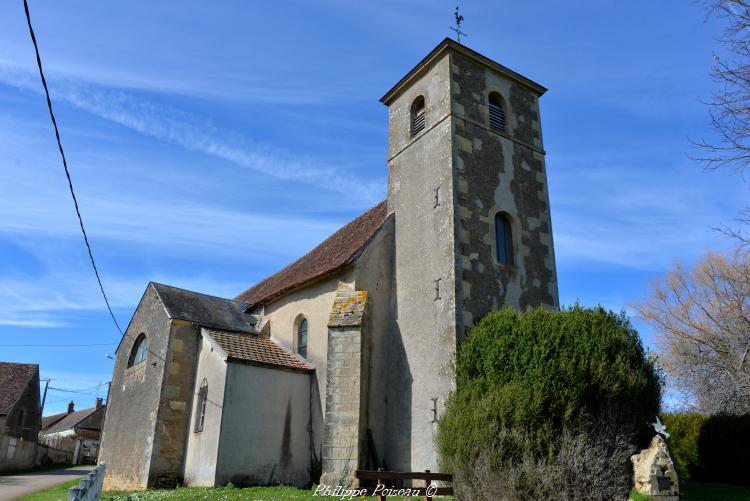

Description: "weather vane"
450 6 467 43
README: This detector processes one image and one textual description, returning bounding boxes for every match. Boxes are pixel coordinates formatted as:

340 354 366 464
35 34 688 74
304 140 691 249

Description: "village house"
0 362 41 470
40 399 107 465
99 38 559 490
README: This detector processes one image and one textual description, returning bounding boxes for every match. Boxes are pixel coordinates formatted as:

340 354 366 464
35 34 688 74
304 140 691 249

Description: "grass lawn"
17 478 80 501
102 486 451 501
682 482 750 500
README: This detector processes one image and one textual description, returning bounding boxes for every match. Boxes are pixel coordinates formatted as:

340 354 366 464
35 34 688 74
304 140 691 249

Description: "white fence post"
68 463 106 501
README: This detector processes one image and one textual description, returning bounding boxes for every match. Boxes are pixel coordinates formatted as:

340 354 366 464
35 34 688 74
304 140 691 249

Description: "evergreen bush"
437 306 662 501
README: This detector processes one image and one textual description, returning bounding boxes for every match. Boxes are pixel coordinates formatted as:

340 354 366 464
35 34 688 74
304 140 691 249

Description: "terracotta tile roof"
206 329 314 373
237 200 388 305
0 362 38 416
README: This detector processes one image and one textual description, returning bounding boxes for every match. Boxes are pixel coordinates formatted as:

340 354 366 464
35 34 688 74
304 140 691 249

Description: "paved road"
0 465 94 501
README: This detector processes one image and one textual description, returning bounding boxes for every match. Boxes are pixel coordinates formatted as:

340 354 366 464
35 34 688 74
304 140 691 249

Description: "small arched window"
127 334 148 368
297 318 308 358
489 92 506 133
495 213 514 265
411 95 426 137
194 378 208 433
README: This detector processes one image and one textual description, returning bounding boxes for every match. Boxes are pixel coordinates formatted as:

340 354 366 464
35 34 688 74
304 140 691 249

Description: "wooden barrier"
356 468 453 500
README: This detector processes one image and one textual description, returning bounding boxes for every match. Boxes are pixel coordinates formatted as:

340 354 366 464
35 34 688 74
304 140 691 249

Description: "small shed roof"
205 329 314 373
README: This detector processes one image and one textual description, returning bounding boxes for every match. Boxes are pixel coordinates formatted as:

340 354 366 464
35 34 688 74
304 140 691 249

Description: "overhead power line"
23 0 123 336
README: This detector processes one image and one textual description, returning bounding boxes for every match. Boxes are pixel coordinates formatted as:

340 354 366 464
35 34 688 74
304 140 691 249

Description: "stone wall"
183 332 228 486
148 319 199 488
352 216 395 469
320 289 369 487
100 285 171 490
450 50 559 337
216 363 311 487
0 435 36 471
385 50 459 472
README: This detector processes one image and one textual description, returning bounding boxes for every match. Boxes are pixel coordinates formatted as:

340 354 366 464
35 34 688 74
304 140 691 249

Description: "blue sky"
0 1 745 414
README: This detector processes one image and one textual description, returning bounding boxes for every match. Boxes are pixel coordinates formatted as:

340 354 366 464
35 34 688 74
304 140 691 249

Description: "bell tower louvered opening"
411 95 426 137
489 92 506 133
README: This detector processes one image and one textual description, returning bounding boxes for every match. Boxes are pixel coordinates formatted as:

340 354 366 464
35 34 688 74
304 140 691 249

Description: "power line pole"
40 378 52 415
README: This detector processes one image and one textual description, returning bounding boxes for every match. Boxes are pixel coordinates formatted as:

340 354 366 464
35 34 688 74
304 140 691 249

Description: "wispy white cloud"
0 61 383 203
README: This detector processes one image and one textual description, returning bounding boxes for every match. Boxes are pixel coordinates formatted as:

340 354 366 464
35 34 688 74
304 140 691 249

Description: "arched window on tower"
194 378 207 433
495 213 514 265
127 333 148 368
297 318 308 359
411 95 426 137
489 92 506 133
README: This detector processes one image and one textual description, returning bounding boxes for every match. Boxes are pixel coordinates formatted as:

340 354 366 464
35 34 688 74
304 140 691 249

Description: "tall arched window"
297 318 308 358
194 378 207 433
411 95 426 137
489 92 506 133
127 334 148 368
495 213 514 265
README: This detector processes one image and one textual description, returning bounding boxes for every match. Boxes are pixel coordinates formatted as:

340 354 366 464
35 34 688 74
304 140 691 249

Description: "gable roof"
151 283 256 333
237 200 388 305
205 329 314 373
41 411 68 430
42 406 104 435
0 362 38 416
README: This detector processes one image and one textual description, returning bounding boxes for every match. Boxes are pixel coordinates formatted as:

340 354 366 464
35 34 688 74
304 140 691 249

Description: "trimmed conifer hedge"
437 306 662 500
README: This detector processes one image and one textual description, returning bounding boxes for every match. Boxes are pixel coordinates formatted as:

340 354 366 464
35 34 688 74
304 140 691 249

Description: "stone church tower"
381 39 559 471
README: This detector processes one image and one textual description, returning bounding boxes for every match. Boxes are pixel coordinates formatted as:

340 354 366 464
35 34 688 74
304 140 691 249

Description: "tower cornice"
380 38 547 106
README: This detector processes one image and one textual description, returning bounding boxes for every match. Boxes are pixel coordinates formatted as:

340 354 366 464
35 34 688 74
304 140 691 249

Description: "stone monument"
630 434 680 501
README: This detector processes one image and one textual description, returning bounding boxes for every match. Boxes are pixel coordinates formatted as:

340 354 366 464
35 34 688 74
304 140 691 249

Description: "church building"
99 38 559 490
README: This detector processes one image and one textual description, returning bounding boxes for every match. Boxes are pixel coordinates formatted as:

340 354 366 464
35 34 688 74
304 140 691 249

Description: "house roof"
0 362 38 416
237 200 388 305
205 329 314 373
41 411 68 430
152 283 256 333
42 406 104 435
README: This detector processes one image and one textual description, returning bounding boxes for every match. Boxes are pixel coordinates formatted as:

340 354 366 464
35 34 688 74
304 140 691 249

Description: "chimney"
96 398 103 409
67 401 75 414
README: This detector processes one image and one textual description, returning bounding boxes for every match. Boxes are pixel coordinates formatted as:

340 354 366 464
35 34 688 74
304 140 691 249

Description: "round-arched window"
127 333 148 368
411 95 426 137
495 213 514 265
488 92 506 133
297 318 308 359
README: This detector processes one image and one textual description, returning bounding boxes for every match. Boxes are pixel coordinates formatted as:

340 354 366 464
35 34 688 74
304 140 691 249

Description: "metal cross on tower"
450 6 467 43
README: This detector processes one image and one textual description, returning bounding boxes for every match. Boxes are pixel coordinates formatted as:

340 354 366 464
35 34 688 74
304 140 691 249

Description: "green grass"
103 485 452 501
16 478 80 501
682 482 750 501
629 482 750 501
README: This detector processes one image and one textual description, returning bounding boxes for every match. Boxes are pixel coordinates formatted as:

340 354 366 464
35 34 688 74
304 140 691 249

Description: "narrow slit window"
489 92 506 133
298 318 308 358
194 379 208 433
495 213 513 265
411 95 426 137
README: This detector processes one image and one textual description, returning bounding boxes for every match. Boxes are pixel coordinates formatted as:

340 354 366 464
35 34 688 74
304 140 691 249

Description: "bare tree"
636 251 750 414
694 1 750 174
